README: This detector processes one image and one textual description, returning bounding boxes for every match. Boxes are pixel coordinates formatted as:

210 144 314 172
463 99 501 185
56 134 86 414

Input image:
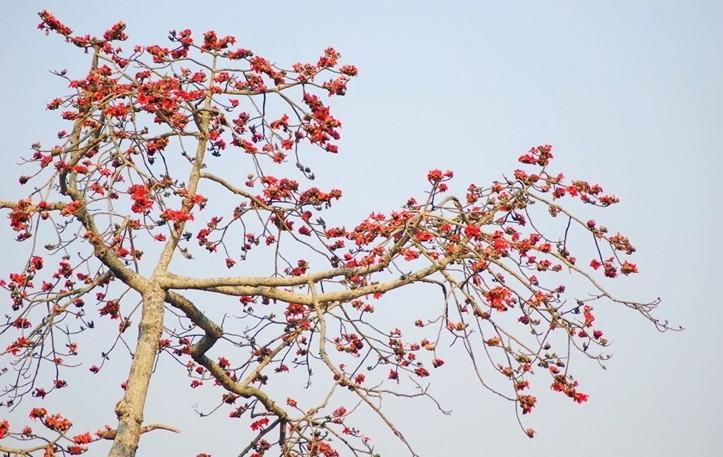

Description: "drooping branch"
164 291 291 421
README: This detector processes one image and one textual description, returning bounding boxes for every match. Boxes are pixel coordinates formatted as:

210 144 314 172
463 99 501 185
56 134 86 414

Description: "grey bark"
107 284 165 457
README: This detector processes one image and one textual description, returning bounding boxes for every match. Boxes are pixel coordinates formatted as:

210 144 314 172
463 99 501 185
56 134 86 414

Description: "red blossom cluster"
518 144 554 166
302 93 342 152
37 10 72 36
202 30 236 51
127 184 154 213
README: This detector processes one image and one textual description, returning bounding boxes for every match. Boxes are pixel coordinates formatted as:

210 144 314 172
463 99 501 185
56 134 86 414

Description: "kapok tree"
0 11 673 457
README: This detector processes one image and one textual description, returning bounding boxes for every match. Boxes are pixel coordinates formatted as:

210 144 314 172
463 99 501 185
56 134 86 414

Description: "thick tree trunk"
107 284 165 457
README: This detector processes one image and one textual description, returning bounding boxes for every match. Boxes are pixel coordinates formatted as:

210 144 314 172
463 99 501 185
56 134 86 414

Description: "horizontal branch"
0 200 66 211
165 253 455 307
160 261 388 290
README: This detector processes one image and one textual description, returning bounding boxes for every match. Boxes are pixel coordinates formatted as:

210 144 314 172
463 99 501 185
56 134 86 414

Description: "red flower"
44 413 72 432
67 445 87 455
518 394 537 414
73 432 93 444
518 145 553 166
426 169 453 183
339 65 358 76
0 420 9 439
160 209 194 223
250 418 269 431
127 185 154 214
60 200 83 216
581 306 595 328
485 286 512 312
620 261 638 275
464 224 481 238
38 10 73 36
103 21 128 41
29 408 47 419
603 262 617 278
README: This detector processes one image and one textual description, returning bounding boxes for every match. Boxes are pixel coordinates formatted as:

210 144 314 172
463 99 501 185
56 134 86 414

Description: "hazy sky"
1 1 722 456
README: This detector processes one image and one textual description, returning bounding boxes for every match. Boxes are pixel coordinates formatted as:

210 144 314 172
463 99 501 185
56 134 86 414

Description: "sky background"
1 1 722 456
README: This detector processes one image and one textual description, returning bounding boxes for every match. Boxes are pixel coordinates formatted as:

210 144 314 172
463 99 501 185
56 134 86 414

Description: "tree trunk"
107 284 165 457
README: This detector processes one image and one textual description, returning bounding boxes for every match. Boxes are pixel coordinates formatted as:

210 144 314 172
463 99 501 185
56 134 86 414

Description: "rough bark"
107 284 165 457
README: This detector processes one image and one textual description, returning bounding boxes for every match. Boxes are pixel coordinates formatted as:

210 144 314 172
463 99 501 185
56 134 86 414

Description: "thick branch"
159 261 388 289
167 254 455 307
107 284 166 457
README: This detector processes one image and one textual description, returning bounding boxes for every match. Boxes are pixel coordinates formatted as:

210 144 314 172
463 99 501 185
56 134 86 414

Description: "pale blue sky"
1 1 722 456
